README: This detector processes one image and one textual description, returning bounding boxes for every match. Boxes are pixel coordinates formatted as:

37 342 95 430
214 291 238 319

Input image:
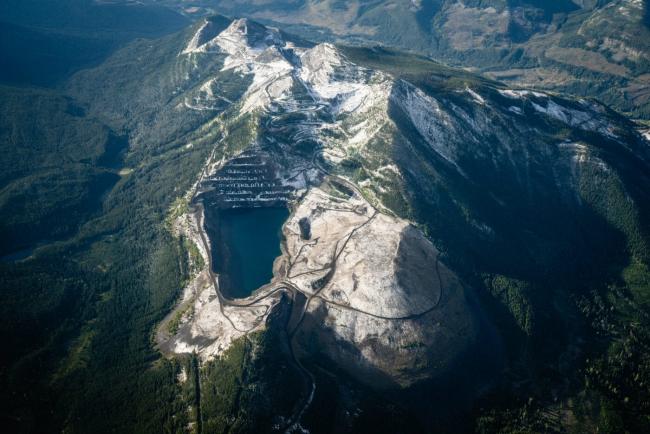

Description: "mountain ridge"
147 0 650 119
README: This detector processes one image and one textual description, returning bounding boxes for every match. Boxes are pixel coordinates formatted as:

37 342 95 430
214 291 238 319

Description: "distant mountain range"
150 0 650 119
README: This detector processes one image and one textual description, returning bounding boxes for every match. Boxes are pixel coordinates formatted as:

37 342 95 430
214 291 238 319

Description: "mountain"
148 0 650 120
2 13 650 434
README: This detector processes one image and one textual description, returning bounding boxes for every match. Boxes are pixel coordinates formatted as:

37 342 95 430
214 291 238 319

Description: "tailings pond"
204 206 289 299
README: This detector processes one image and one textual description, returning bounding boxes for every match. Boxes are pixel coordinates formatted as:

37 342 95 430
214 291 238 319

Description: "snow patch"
297 43 390 116
466 87 486 105
498 89 547 99
532 100 617 139
182 20 210 54
559 141 610 172
182 18 295 114
640 129 650 143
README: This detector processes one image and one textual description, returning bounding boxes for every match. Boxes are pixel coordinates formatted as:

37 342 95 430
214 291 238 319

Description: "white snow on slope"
531 100 617 138
498 89 547 99
641 129 650 143
181 20 210 54
218 20 295 114
559 141 610 175
180 18 624 177
297 43 389 115
466 87 486 105
183 18 295 114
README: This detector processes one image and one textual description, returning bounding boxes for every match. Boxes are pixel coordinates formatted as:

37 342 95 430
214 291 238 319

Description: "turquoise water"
206 206 288 299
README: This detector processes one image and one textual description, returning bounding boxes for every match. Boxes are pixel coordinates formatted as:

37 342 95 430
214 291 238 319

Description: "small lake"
204 206 288 299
